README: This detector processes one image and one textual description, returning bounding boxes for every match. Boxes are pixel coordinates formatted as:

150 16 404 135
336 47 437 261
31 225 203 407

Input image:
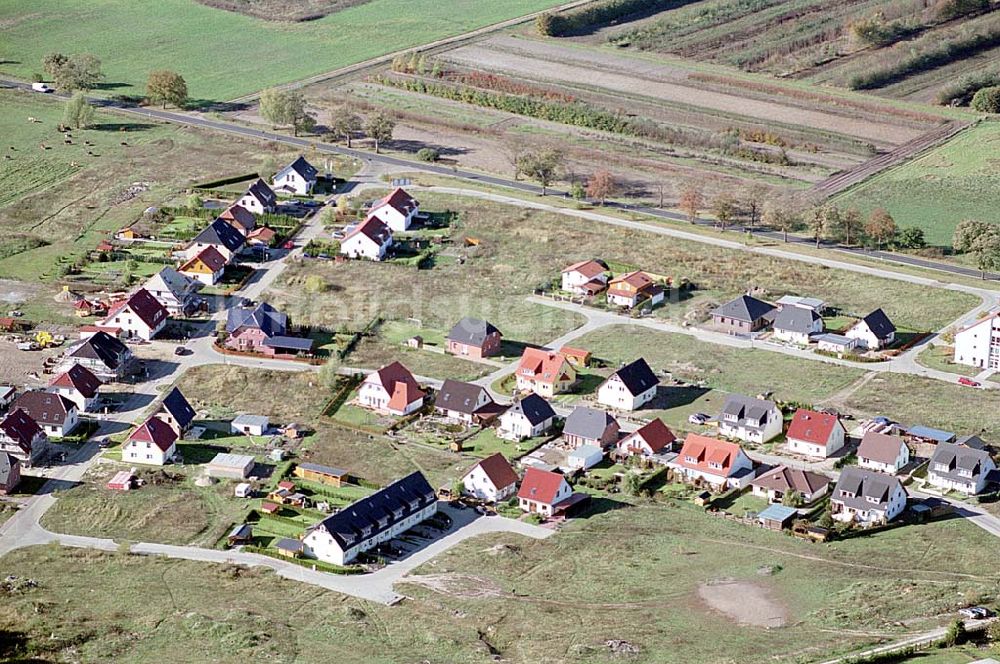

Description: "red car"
958 377 981 388
282 240 295 250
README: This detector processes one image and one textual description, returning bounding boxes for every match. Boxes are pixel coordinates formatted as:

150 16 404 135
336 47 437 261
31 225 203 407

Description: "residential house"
750 465 830 504
179 246 227 286
434 379 497 425
517 467 573 517
367 187 419 232
122 417 178 466
271 156 318 196
225 302 288 353
927 443 997 495
563 406 619 449
63 331 134 380
668 433 755 489
858 431 910 474
515 348 576 398
302 471 437 566
358 362 425 416
219 203 256 236
561 260 608 296
845 308 896 350
615 419 677 459
153 387 197 435
711 295 775 335
237 178 277 215
246 226 276 247
340 216 393 261
786 409 846 459
47 363 102 412
446 317 502 359
497 393 556 441
606 271 664 308
772 305 823 344
831 467 907 526
461 452 519 502
0 452 20 494
142 267 201 315
100 288 168 340
231 415 269 436
188 218 246 263
12 392 78 438
597 358 658 411
717 394 783 444
0 409 46 467
953 310 1000 369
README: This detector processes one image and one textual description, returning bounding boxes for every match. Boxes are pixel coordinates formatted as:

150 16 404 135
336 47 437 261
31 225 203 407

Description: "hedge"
537 0 680 37
191 173 259 190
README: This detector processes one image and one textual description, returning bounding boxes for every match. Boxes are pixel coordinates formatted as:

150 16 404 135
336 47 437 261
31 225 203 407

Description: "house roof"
562 260 606 279
144 267 200 299
504 393 556 426
127 417 178 452
517 467 568 505
226 302 287 337
786 409 842 447
49 363 102 398
193 218 246 253
814 333 854 347
517 348 571 385
159 387 196 428
228 523 253 540
446 317 501 347
620 418 676 454
775 295 825 311
297 462 348 478
0 409 42 451
369 361 422 397
345 216 392 245
232 414 269 428
930 443 994 482
858 431 907 465
437 379 492 415
245 178 277 207
833 467 905 511
68 331 129 369
605 358 658 397
773 305 820 334
105 288 168 330
563 406 618 441
219 203 256 231
373 187 418 216
853 308 896 339
609 270 654 290
247 226 276 243
906 425 955 443
279 156 318 183
751 465 830 496
0 452 18 487
757 503 798 523
956 434 987 450
208 452 255 469
466 452 518 491
275 537 303 553
720 394 777 429
712 295 775 323
674 434 747 477
12 392 76 426
180 245 227 273
262 335 314 351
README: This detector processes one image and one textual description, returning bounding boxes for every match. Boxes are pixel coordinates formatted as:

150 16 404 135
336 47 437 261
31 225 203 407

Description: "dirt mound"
698 579 788 628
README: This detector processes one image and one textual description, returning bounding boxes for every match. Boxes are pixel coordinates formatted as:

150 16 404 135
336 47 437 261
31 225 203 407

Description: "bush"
416 147 440 162
539 0 679 37
971 86 1000 112
936 69 1000 106
935 0 989 21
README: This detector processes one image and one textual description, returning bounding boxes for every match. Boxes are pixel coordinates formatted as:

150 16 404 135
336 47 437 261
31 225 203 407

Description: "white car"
31 82 53 93
959 606 990 619
688 413 710 425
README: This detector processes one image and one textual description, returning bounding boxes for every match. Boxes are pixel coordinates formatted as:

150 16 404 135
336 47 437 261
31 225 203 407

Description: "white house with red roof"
340 216 393 261
100 288 168 340
47 363 102 412
358 362 425 416
668 433 755 489
515 348 576 398
461 452 519 502
561 260 608 296
517 467 572 517
857 431 910 475
11 392 79 438
615 419 676 459
785 409 845 459
122 417 178 466
607 271 664 308
0 409 47 467
367 188 419 232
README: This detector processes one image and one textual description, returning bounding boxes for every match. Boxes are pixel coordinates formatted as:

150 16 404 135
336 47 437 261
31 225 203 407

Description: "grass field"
0 0 569 101
835 122 1000 246
174 366 331 423
915 344 980 378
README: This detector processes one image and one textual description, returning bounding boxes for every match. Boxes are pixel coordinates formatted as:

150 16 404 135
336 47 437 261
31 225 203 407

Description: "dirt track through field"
445 37 927 146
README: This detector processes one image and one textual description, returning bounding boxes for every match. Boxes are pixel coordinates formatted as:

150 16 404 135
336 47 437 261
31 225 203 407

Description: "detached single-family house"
153 387 197 435
142 267 201 316
238 178 277 215
179 246 227 286
219 203 256 237
953 310 1000 369
497 393 556 441
750 465 830 504
0 409 47 467
772 305 823 344
786 409 846 459
340 216 393 261
615 419 677 459
100 288 168 341
668 433 755 489
272 156 318 196
718 394 783 444
606 271 664 308
63 331 135 380
367 187 419 232
857 431 910 475
515 348 576 398
563 406 619 449
711 295 775 335
446 317 502 359
225 302 288 353
47 363 102 413
831 467 907 526
561 260 608 296
435 379 497 425
358 362 425 416
845 308 896 350
597 358 658 411
231 414 269 436
302 471 437 566
0 452 21 494
517 467 572 517
927 443 997 495
187 218 245 263
122 417 178 466
461 452 519 503
12 392 78 438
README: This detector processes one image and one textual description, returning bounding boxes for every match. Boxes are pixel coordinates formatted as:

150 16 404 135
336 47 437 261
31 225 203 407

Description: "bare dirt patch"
698 579 789 628
405 573 508 599
194 0 371 21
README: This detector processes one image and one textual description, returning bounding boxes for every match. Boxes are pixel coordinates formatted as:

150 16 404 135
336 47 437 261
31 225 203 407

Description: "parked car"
958 377 981 388
959 606 990 619
282 240 295 250
688 413 710 425
173 345 190 356
31 82 53 93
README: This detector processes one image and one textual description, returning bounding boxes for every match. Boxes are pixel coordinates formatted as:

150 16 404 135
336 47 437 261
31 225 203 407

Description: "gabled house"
462 452 518 502
0 409 47 467
0 452 20 494
515 348 576 398
669 433 755 489
122 417 179 466
367 187 419 232
179 246 227 286
48 364 102 413
154 387 197 435
11 392 78 438
615 418 676 459
857 431 910 475
561 260 608 296
446 317 502 359
772 306 823 345
846 308 896 350
246 226 276 247
497 393 556 441
606 271 664 308
63 331 134 380
142 267 201 316
563 406 620 449
238 178 277 215
187 218 245 263
831 467 907 526
953 310 1000 369
750 465 830 504
219 203 256 236
358 362 425 416
926 443 996 495
517 467 572 517
340 216 393 261
434 379 496 425
711 295 775 335
271 156 318 196
100 288 168 340
225 302 288 352
718 394 782 444
597 358 658 411
786 409 845 459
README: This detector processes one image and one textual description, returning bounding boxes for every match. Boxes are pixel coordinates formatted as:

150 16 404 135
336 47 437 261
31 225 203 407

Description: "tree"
329 109 362 148
146 70 188 109
679 185 703 222
865 207 897 251
971 86 1000 113
186 193 203 209
52 54 103 92
954 220 1000 278
516 149 562 195
259 88 313 136
943 619 968 647
781 488 803 508
585 170 616 205
711 192 737 231
623 471 643 497
740 183 767 228
62 92 95 129
42 53 69 78
840 206 864 246
365 113 396 154
895 227 926 249
806 205 839 248
416 148 439 162
762 197 800 242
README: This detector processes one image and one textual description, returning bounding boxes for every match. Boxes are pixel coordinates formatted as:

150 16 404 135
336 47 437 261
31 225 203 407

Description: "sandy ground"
698 579 789 628
0 342 64 387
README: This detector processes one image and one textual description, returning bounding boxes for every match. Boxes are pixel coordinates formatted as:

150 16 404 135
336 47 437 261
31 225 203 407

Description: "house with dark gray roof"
64 331 135 379
154 387 196 434
434 379 497 425
188 218 246 262
238 178 277 215
846 308 896 350
272 156 318 195
772 306 823 345
225 302 297 354
597 358 659 411
831 467 907 526
711 295 776 335
0 451 20 494
718 394 782 444
498 393 556 441
927 443 997 495
563 406 620 449
446 318 502 359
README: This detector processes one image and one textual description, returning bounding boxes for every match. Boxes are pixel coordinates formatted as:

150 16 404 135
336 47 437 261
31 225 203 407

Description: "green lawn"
0 0 568 102
914 344 980 378
834 122 1000 247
